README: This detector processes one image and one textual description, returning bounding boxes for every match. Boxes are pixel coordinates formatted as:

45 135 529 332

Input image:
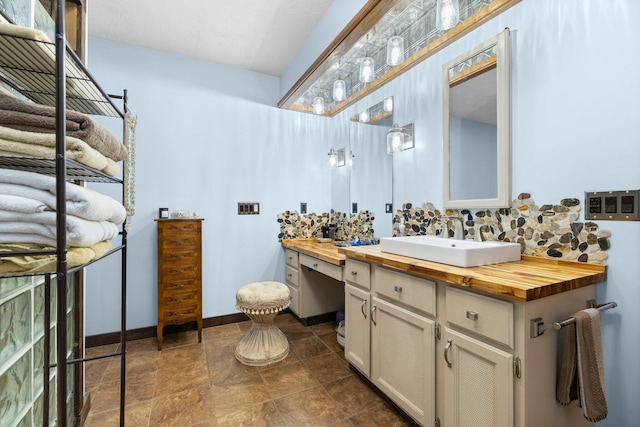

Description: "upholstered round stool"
235 281 290 366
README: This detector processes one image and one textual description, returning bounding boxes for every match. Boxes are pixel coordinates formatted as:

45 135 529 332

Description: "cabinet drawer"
160 262 200 278
162 277 199 293
161 233 200 249
285 249 299 267
345 259 371 290
285 265 299 287
299 253 343 282
161 304 199 322
374 266 436 316
162 290 199 307
160 220 201 235
159 249 200 264
446 286 514 348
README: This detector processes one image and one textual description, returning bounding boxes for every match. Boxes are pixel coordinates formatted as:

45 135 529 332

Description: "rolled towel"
0 92 128 162
556 308 608 422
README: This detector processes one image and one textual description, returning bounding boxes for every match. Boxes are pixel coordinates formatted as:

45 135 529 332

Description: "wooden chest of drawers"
155 218 203 349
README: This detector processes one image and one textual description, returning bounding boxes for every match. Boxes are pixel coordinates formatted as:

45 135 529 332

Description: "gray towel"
0 93 128 161
556 308 608 422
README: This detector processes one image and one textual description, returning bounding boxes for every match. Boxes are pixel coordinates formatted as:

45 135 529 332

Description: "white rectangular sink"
379 236 521 268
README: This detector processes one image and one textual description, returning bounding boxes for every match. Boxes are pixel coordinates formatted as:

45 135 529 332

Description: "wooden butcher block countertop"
281 239 346 266
339 246 607 302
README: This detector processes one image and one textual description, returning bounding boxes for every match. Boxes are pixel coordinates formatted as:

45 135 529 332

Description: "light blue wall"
84 0 638 425
84 37 339 336
449 116 497 200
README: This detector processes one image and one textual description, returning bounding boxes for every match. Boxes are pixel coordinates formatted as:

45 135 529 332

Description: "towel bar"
530 299 617 339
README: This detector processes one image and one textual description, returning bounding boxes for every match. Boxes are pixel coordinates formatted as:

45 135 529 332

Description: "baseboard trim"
85 312 251 348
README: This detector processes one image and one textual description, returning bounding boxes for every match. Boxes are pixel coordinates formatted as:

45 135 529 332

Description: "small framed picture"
159 208 169 219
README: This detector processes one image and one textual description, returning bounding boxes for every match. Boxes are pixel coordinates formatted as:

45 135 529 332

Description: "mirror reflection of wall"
330 147 350 214
349 97 394 238
443 29 511 209
449 66 498 200
330 114 351 221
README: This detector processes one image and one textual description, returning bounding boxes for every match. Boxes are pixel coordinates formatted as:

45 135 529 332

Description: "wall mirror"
349 97 394 238
442 28 511 209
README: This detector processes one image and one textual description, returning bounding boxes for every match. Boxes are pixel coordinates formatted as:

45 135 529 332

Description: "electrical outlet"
385 203 393 213
300 202 307 214
352 202 358 213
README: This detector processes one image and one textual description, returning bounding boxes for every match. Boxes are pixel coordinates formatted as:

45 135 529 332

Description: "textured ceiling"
87 0 335 77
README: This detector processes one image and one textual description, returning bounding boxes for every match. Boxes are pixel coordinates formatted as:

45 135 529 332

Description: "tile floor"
83 314 414 426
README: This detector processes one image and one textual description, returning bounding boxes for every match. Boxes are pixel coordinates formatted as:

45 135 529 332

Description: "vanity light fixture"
436 0 460 31
333 79 346 102
384 96 393 112
328 148 346 167
386 35 405 66
328 148 338 166
312 96 325 115
279 0 521 117
359 56 375 83
387 123 414 154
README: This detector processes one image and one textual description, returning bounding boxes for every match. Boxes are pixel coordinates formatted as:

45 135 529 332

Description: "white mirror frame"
443 28 511 209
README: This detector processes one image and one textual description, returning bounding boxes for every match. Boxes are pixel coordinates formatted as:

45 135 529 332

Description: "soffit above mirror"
278 0 521 117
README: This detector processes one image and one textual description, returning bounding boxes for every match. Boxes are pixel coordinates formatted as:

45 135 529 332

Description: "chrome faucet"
442 216 464 240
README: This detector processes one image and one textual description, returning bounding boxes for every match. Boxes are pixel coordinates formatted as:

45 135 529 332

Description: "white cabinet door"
443 328 513 427
345 284 371 376
371 297 435 426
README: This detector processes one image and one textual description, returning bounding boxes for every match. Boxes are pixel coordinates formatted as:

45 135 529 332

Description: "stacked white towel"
0 169 125 247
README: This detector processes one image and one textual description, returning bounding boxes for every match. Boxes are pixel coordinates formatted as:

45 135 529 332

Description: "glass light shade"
359 111 369 123
333 79 346 102
384 97 393 112
387 123 404 154
436 0 460 31
328 148 337 166
386 36 405 66
312 96 325 115
359 57 375 83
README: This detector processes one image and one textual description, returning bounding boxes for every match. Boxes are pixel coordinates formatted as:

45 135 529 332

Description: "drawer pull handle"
351 270 358 276
361 299 367 319
287 273 292 278
313 263 318 268
394 285 403 293
371 305 377 326
466 311 479 321
444 339 453 368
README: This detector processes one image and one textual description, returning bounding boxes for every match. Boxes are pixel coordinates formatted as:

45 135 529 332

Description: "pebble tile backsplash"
393 193 611 265
277 210 375 241
277 193 611 265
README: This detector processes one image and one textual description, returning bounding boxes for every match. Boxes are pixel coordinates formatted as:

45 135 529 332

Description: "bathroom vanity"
281 239 345 324
340 245 607 427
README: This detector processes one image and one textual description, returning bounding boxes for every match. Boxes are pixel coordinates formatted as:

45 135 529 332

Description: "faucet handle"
475 225 489 242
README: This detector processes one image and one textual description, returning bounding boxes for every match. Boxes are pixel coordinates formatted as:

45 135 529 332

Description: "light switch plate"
300 202 307 214
238 202 260 215
585 190 639 220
